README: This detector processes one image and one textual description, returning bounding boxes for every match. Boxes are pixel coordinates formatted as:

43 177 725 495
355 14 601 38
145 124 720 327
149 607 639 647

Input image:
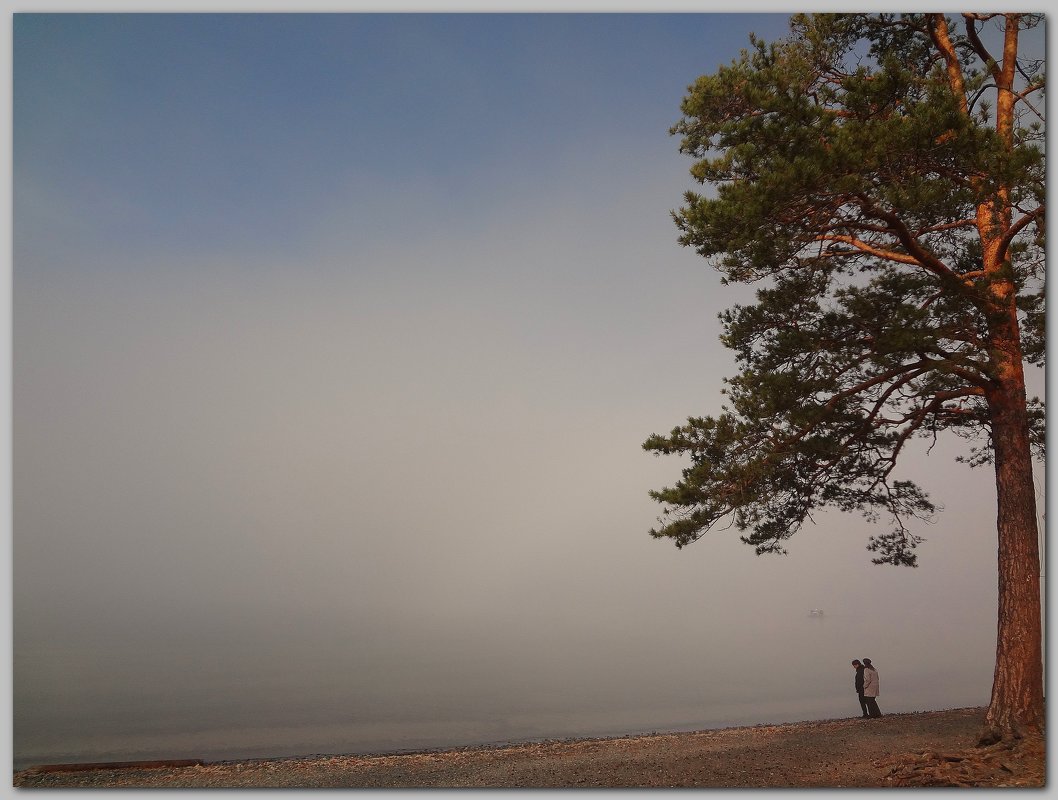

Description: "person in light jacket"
862 658 882 717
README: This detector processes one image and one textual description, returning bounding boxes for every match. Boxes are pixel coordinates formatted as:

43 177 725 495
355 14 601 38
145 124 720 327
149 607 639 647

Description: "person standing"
862 658 882 717
851 659 869 718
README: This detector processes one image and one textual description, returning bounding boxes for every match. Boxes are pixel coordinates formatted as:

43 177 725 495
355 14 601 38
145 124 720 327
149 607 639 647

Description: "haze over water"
12 12 1044 771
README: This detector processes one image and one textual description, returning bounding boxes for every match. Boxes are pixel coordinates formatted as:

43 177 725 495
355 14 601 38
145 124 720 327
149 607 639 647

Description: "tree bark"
977 13 1043 742
982 346 1044 741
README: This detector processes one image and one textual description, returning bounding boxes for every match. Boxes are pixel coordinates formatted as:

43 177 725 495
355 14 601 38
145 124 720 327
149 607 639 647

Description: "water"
13 612 993 771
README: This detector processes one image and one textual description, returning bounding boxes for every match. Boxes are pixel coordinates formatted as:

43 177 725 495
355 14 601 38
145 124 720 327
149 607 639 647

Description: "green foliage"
646 13 1045 566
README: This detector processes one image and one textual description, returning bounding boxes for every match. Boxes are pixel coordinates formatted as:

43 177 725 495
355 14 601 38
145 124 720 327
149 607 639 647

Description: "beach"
13 707 1044 788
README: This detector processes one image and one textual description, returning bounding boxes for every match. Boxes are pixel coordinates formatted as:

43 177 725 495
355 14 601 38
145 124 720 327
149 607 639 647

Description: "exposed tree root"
875 733 1044 787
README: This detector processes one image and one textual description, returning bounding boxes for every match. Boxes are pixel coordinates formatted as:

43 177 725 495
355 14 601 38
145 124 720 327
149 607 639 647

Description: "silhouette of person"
851 659 869 718
862 658 883 717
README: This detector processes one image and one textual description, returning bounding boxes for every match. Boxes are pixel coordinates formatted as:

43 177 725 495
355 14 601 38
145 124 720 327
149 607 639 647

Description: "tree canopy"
645 13 1044 736
645 13 1043 566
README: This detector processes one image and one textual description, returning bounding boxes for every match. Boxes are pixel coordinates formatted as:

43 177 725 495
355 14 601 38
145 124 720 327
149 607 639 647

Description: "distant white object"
809 609 824 616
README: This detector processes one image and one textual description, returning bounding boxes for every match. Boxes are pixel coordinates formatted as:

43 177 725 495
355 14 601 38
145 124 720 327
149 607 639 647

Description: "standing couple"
851 659 882 718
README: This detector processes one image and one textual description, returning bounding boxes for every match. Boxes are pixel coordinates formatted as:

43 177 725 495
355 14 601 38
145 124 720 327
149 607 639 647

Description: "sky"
8 9 1048 774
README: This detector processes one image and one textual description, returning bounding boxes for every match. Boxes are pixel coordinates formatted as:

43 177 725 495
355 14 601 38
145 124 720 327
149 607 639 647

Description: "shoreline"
14 706 1044 788
15 706 978 773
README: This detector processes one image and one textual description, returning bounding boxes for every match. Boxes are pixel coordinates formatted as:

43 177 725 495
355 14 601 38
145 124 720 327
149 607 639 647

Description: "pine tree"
645 13 1044 739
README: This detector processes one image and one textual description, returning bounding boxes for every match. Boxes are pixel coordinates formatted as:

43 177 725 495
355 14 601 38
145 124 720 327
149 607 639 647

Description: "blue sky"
15 14 792 264
10 12 1043 767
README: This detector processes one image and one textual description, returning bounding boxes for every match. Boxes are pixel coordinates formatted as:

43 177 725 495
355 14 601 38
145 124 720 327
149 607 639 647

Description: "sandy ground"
13 706 1044 789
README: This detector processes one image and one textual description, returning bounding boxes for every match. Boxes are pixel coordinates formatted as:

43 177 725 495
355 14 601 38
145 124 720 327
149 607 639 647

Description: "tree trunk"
978 14 1042 740
982 366 1044 742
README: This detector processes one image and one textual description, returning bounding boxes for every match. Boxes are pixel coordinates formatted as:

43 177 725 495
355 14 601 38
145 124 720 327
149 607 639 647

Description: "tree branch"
930 14 969 114
849 195 976 292
916 219 977 236
963 14 1001 81
915 354 992 387
996 206 1045 263
816 235 920 266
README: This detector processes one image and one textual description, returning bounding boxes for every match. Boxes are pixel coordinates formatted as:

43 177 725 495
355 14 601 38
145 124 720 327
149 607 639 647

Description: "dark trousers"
864 697 882 717
857 693 870 717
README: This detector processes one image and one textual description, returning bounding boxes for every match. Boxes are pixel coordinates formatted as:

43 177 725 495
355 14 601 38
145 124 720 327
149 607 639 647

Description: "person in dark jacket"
862 658 883 717
851 660 869 718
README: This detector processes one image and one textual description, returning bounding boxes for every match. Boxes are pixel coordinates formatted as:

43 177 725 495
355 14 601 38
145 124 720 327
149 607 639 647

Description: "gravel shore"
13 706 1044 788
